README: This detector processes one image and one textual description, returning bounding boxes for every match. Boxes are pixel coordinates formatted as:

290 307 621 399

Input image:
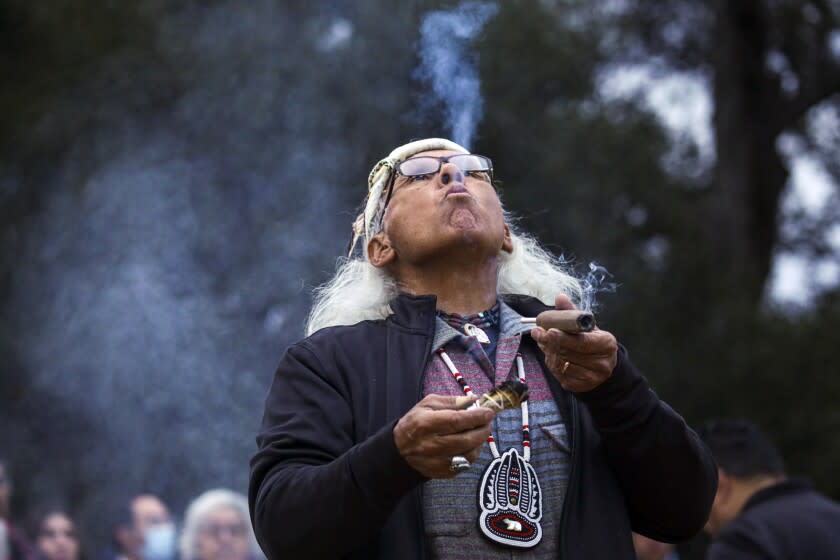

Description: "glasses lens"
204 523 247 538
450 154 491 172
398 157 440 177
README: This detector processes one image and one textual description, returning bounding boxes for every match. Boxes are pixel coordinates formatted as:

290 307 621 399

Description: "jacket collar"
741 478 813 512
387 293 438 331
387 292 554 332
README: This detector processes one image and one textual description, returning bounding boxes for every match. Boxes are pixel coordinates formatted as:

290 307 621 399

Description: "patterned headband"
348 138 469 257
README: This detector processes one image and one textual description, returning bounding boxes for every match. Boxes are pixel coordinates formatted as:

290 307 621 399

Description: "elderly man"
249 138 717 559
109 494 176 560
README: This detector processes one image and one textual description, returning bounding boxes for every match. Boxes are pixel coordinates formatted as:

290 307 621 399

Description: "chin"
447 206 481 231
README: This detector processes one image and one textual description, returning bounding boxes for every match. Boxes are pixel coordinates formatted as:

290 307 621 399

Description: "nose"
439 162 464 186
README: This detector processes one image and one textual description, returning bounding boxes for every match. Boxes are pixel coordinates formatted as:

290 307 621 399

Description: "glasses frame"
200 521 249 539
379 154 494 222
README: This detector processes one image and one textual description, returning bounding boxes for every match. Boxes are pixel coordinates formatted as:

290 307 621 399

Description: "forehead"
405 149 463 160
43 513 72 528
205 506 242 522
133 496 168 518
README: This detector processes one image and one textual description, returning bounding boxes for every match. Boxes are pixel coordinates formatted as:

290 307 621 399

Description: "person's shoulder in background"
709 479 840 560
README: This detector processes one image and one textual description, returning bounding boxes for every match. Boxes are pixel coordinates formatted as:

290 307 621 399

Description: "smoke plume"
416 1 499 149
1 0 419 547
580 262 618 312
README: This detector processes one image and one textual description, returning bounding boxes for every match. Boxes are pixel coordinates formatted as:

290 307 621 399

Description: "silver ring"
449 456 471 473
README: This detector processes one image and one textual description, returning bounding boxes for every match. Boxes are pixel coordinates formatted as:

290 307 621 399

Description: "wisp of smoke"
1 0 374 546
580 262 618 312
416 1 499 149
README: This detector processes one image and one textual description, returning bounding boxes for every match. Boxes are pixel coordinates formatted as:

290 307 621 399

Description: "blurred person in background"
0 460 35 560
27 508 82 560
179 490 260 560
108 495 176 560
250 138 718 559
0 461 7 560
1 518 8 560
699 419 840 559
632 532 679 560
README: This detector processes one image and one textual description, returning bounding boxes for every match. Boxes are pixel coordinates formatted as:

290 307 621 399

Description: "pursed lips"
445 184 470 198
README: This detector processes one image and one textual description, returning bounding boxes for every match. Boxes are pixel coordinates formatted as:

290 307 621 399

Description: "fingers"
407 444 484 479
553 361 609 392
532 326 619 393
394 396 495 464
448 420 492 448
402 424 491 460
416 407 494 438
554 294 577 311
543 348 603 391
396 403 489 479
463 446 482 464
531 327 617 357
419 393 478 411
537 343 615 374
454 395 478 410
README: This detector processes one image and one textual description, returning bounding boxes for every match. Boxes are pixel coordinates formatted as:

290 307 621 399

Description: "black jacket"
707 479 840 559
249 293 717 559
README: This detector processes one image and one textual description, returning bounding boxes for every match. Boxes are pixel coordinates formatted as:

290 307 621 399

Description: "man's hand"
531 294 618 393
393 394 494 478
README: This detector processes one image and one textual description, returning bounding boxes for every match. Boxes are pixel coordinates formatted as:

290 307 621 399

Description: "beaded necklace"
436 304 500 345
437 348 543 548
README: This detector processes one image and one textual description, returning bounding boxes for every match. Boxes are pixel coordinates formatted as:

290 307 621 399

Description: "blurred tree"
0 0 427 548
471 8 840 559
613 0 840 304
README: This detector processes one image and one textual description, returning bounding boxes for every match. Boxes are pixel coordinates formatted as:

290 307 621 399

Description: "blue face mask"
142 523 177 560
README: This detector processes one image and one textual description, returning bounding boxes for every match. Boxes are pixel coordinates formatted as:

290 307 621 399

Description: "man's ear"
501 223 513 254
368 232 397 268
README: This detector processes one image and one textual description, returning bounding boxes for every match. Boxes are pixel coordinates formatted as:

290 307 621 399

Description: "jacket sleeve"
248 340 425 559
574 345 718 542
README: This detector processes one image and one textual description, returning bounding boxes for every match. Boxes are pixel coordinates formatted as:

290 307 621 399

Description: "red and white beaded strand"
438 349 531 461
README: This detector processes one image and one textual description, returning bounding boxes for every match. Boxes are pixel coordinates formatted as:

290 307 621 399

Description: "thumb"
554 294 577 310
421 393 478 410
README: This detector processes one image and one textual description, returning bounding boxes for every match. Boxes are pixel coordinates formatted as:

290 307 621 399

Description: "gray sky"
598 63 840 307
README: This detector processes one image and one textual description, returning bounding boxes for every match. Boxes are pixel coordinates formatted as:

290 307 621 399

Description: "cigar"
521 309 596 333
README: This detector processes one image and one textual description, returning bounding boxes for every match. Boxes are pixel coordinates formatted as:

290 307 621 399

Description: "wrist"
392 417 410 458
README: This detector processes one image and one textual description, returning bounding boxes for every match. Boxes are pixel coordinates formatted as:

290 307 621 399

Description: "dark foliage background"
1 1 838 558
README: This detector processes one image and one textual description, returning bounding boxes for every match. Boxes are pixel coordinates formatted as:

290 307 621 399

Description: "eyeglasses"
200 522 248 538
396 154 493 180
380 154 494 216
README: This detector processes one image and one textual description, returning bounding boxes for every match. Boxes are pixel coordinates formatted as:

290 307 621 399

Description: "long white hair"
306 221 582 335
179 489 262 560
305 138 582 336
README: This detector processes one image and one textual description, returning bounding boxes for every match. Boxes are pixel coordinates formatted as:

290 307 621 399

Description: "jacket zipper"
557 393 580 560
414 320 580 558
415 323 435 560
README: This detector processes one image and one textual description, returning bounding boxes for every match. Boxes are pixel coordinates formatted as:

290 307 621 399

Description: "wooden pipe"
521 309 596 333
